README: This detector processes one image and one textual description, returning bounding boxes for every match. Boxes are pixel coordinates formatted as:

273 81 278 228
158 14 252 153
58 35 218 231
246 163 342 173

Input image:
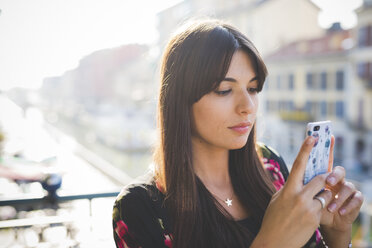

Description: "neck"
192 138 231 191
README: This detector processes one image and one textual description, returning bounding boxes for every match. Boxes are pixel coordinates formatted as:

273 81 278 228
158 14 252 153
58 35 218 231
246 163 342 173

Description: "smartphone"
303 121 332 185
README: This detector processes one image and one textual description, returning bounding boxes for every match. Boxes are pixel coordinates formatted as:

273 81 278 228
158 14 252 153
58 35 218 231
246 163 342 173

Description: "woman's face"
191 50 259 150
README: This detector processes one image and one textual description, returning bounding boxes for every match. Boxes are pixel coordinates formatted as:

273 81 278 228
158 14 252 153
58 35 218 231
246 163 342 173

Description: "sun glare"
0 0 181 90
0 0 363 91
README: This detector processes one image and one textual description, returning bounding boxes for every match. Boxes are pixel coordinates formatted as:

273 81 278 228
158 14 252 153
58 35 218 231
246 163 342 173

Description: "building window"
281 101 291 111
334 136 344 165
358 25 372 47
272 101 278 111
320 72 327 90
320 101 327 116
357 61 372 81
266 100 278 112
358 99 364 128
336 70 344 90
314 102 320 118
266 100 272 112
358 26 367 47
327 102 334 116
306 72 314 89
357 62 367 78
264 78 269 91
277 75 281 90
305 101 316 116
288 74 294 90
336 101 344 118
305 101 311 113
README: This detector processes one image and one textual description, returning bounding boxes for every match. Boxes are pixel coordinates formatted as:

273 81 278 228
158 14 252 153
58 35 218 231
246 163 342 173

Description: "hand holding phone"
303 121 332 185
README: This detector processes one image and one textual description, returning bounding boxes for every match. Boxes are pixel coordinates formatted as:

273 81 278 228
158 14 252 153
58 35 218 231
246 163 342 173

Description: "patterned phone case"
303 121 332 185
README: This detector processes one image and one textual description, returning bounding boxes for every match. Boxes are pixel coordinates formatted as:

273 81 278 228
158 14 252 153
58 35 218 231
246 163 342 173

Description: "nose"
236 90 256 115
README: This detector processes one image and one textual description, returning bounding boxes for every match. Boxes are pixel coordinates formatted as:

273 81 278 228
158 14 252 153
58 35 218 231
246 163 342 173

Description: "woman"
113 20 363 248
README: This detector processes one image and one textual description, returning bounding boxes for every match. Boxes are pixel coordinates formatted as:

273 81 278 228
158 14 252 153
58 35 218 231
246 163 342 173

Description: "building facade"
157 0 323 56
262 3 372 177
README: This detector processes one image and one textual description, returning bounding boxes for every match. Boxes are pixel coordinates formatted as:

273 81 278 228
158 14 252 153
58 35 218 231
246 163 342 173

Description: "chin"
229 143 247 150
227 139 249 150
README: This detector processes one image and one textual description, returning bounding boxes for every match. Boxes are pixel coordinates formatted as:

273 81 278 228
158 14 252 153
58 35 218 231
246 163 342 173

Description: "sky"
312 0 363 29
0 0 364 91
0 0 182 91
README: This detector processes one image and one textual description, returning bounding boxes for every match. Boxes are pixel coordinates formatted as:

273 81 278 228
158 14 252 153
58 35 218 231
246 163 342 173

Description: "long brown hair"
154 19 276 247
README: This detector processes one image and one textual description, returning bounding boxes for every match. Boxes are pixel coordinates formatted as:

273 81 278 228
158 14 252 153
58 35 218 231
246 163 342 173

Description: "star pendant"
225 198 232 207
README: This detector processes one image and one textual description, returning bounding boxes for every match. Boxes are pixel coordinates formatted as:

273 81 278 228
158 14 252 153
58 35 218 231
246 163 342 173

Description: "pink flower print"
261 157 268 164
115 220 141 248
315 229 322 244
164 233 173 248
115 220 129 238
264 159 285 191
116 239 129 248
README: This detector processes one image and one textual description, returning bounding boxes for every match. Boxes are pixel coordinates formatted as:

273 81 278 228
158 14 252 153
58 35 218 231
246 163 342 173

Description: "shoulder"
257 142 283 161
113 174 161 220
113 173 171 247
257 142 289 190
115 181 153 204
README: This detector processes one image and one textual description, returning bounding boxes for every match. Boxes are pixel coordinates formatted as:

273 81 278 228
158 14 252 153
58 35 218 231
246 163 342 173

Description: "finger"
327 181 356 213
326 166 345 187
303 173 330 197
286 136 315 188
313 189 333 211
328 135 335 172
338 191 364 216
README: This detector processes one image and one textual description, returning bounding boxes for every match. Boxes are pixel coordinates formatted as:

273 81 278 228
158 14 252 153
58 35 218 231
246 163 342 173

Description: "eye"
214 89 232 95
248 88 259 94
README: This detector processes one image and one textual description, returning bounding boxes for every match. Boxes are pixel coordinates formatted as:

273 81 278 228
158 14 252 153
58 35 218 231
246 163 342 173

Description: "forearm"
249 232 296 248
250 232 277 248
320 225 352 248
250 235 272 248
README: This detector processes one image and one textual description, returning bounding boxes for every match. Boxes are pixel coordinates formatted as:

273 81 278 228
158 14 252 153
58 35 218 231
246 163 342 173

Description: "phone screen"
303 121 332 185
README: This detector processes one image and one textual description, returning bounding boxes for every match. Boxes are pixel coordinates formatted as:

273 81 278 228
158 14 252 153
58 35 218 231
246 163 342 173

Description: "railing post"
89 198 93 232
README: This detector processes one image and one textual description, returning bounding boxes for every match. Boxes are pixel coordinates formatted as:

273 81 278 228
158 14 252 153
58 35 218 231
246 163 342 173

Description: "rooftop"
265 28 352 62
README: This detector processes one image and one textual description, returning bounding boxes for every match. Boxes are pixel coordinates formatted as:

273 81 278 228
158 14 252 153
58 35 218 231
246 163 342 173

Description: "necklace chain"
210 192 234 207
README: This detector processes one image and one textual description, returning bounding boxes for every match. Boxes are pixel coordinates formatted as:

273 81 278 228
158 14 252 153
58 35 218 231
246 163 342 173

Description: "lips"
228 122 252 134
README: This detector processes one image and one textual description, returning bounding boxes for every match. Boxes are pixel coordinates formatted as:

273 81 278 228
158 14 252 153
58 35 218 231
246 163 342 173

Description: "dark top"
112 144 323 248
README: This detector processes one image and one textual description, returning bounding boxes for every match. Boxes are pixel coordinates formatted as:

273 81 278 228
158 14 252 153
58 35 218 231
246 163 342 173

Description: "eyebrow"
223 76 258 83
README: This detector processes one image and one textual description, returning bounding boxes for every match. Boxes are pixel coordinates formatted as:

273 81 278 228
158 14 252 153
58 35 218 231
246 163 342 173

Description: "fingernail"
306 136 314 145
327 177 336 186
339 208 346 215
328 203 337 212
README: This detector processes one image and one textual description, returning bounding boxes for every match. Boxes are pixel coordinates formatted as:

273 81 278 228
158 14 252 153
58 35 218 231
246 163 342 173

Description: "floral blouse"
112 143 323 248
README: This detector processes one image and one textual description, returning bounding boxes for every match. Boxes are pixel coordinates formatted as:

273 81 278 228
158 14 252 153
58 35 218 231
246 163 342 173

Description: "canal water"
0 97 147 247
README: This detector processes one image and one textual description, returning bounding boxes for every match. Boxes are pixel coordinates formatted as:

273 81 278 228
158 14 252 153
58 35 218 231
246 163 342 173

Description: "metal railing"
0 188 121 247
0 190 120 228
